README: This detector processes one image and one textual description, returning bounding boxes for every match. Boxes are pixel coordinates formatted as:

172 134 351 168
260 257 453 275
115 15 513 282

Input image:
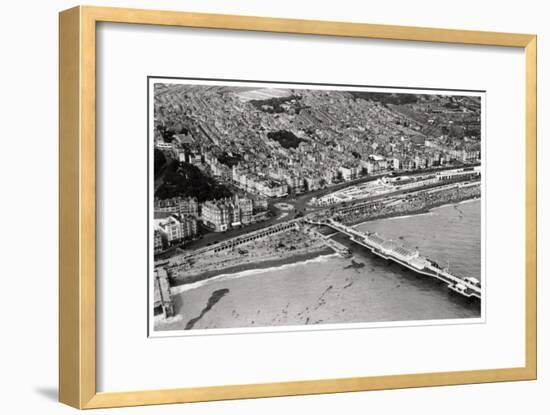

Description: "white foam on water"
170 253 339 294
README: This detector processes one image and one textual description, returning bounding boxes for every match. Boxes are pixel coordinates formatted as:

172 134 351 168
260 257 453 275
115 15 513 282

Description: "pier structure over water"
308 218 482 299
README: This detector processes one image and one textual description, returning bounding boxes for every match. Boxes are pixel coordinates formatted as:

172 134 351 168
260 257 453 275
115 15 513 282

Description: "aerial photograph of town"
150 79 483 334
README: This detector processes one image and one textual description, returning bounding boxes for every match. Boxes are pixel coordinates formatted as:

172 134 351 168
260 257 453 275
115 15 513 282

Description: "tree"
154 149 167 176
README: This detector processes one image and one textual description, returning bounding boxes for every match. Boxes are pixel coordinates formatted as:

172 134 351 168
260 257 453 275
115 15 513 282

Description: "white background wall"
0 0 546 414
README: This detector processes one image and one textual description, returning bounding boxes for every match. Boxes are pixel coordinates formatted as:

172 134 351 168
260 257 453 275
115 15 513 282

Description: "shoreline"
170 253 339 295
167 197 480 289
156 198 482 331
171 246 334 288
349 195 481 227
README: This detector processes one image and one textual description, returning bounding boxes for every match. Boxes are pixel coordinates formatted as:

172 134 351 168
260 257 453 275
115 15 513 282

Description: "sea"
155 199 482 333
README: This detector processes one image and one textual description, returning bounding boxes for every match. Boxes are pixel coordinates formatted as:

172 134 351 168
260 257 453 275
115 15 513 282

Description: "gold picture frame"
59 5 537 409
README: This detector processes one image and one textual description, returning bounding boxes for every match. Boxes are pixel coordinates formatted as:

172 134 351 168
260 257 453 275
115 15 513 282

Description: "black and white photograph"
2 0 544 412
149 78 483 334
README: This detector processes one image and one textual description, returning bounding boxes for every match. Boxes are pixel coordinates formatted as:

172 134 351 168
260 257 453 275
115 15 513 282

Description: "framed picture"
59 6 537 409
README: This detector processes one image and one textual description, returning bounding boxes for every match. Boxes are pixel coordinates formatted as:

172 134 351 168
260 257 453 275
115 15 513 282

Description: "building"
393 157 401 170
461 149 481 162
180 215 198 239
304 175 322 191
155 142 173 151
154 197 199 218
201 200 232 232
154 230 164 253
256 179 288 198
437 166 481 182
252 198 268 214
237 197 253 225
155 214 198 245
189 152 202 166
201 195 261 232
414 156 427 169
232 165 288 198
283 173 304 194
322 168 338 185
339 165 359 181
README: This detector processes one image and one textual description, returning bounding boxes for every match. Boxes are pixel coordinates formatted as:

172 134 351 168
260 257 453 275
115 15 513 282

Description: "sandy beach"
170 246 334 286
166 226 332 285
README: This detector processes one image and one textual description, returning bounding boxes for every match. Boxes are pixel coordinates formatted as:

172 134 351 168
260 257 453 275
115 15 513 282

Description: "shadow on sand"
185 288 230 330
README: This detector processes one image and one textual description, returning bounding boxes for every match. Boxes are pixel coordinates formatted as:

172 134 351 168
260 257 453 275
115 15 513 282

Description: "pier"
307 225 352 258
154 268 175 318
308 218 482 299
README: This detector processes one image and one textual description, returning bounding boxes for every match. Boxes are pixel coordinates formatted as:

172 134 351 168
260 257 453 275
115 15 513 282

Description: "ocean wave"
354 198 481 228
170 253 339 294
369 211 434 224
425 197 481 212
